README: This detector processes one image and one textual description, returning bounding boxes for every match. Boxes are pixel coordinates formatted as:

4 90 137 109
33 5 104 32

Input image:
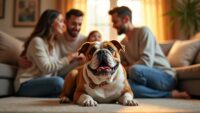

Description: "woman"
15 9 74 97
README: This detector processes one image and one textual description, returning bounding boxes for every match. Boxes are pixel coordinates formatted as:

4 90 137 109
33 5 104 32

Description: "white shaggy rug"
0 97 200 113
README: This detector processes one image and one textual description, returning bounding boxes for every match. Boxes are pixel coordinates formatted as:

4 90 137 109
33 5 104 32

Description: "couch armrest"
0 63 17 79
174 64 200 80
0 63 16 96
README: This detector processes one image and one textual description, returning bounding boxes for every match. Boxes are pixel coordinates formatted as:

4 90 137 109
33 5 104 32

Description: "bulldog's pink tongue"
97 66 111 72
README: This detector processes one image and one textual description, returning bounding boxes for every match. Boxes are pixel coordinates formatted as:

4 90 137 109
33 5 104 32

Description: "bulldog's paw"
59 96 71 103
83 98 98 106
119 93 139 106
77 94 98 106
121 98 138 106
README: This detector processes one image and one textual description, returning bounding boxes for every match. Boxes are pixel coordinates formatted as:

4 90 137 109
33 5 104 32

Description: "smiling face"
66 15 83 38
111 13 126 35
79 40 124 83
52 14 65 36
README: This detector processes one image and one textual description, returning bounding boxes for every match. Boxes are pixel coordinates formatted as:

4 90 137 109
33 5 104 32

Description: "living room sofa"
0 30 200 97
160 40 200 97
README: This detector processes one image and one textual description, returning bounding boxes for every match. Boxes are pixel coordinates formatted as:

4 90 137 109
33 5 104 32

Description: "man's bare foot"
172 90 191 99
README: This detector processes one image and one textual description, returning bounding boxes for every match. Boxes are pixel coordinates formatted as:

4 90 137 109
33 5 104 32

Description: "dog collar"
89 80 108 89
87 74 118 89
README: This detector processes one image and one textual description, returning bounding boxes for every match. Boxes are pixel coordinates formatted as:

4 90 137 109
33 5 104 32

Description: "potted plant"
165 0 200 38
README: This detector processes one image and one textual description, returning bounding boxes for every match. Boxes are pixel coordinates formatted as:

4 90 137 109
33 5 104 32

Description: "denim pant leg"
129 80 172 98
128 65 176 98
17 76 64 98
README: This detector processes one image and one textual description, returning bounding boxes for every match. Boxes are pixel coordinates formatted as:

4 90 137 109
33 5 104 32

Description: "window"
117 0 142 27
86 0 143 41
117 0 142 41
85 0 169 42
86 0 110 41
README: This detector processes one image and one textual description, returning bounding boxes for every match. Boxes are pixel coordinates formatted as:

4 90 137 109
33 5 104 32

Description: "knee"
129 65 144 79
130 65 142 72
129 65 148 85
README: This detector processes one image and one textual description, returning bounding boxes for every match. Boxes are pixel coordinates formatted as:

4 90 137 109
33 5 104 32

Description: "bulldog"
60 40 138 106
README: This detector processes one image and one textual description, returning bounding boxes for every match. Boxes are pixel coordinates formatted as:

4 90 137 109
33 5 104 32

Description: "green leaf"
164 0 200 37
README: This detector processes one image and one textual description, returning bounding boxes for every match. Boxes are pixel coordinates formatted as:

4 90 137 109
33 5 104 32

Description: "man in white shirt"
57 9 87 76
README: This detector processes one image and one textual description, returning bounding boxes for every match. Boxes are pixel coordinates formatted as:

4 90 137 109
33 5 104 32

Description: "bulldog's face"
78 40 124 83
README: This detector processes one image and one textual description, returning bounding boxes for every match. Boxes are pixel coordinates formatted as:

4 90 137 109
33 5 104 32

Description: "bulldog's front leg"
77 94 98 106
118 92 138 106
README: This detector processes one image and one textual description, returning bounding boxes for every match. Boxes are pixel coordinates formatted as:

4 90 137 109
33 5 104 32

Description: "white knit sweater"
15 37 69 92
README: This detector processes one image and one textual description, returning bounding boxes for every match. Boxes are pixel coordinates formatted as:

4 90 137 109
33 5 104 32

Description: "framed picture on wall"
13 0 40 27
0 0 5 18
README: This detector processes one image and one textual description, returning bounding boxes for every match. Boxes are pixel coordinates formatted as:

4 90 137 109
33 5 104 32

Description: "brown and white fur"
60 40 138 106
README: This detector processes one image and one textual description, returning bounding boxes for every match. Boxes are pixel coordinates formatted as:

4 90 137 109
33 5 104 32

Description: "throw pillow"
194 52 200 64
0 31 23 65
167 39 200 67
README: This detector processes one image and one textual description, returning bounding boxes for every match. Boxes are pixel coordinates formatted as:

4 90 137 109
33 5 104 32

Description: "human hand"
67 52 87 66
18 56 32 69
70 53 86 65
67 52 80 63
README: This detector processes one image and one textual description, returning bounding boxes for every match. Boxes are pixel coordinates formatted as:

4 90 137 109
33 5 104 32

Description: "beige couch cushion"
167 39 200 67
194 52 200 64
0 31 23 65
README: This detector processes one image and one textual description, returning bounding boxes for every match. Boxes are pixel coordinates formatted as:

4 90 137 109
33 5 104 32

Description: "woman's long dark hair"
21 9 60 56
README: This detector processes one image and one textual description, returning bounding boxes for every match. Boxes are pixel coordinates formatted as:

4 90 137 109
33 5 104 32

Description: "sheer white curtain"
86 0 110 40
117 0 172 42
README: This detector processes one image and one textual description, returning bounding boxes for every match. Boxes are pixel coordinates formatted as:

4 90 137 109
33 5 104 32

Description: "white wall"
0 0 57 40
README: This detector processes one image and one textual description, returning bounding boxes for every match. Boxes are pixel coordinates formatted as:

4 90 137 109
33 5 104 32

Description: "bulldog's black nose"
97 50 108 65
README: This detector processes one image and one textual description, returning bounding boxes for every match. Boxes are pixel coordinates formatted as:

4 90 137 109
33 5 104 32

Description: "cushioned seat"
173 64 200 96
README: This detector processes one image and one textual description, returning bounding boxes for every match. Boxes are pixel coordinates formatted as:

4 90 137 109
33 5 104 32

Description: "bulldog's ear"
78 42 91 55
110 40 125 52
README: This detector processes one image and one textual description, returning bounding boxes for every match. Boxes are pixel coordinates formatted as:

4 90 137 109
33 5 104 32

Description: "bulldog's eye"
107 46 114 53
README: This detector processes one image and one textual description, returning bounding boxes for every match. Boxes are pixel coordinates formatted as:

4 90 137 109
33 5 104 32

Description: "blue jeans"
128 65 176 98
16 76 64 98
